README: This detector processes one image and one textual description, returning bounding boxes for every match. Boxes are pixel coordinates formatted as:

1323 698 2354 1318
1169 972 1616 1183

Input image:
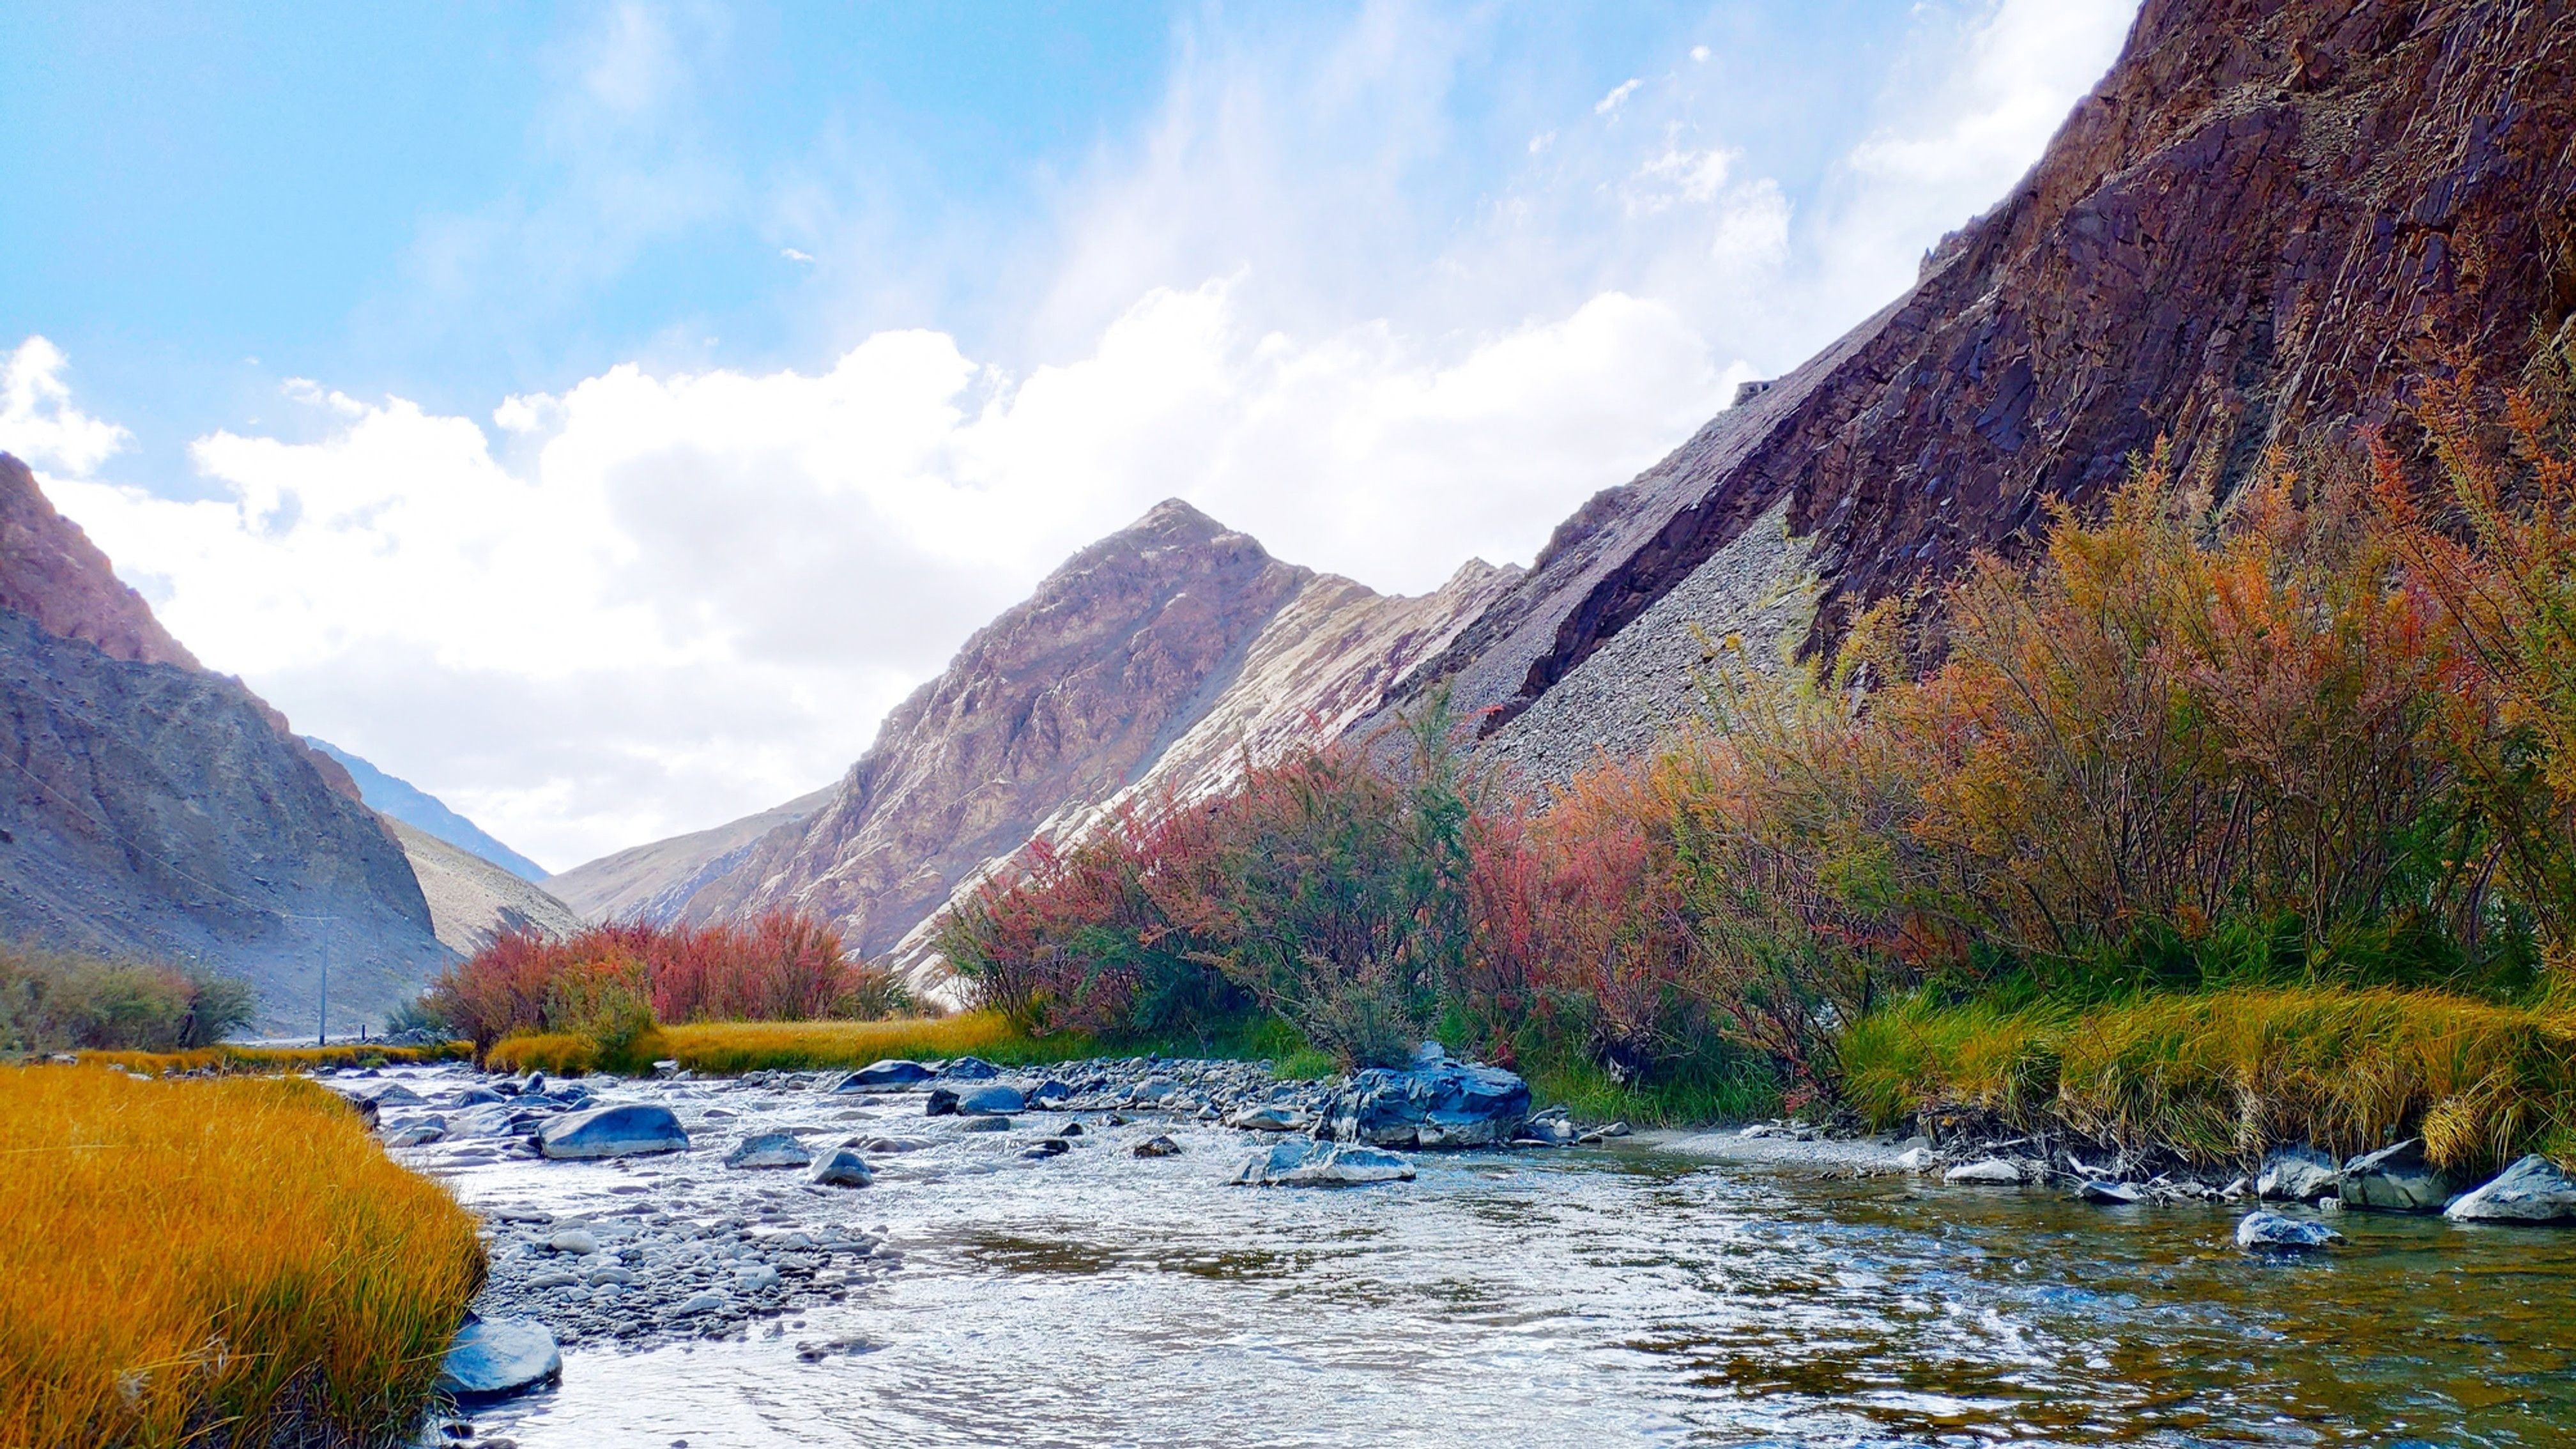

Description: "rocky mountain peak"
0 451 201 670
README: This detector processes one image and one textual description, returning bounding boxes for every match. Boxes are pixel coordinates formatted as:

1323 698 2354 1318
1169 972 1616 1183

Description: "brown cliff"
1384 0 2576 774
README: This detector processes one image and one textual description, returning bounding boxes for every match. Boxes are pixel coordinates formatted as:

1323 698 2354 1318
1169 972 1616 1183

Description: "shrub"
0 1066 483 1447
0 945 258 1054
427 912 903 1061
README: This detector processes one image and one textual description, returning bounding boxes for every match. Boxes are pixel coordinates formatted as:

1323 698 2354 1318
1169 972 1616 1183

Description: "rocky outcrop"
0 605 450 1032
592 500 1514 980
1381 0 2576 781
388 817 584 954
544 785 836 924
0 452 453 1031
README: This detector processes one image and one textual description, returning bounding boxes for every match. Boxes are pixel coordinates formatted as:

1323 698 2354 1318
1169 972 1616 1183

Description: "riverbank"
0 1065 482 1448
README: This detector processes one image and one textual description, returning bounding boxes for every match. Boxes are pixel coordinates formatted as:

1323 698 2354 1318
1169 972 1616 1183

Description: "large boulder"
836 1059 933 1091
2445 1155 2576 1224
938 1056 1000 1080
1318 1043 1529 1149
535 1104 689 1160
1231 1139 1416 1187
2236 1209 2342 1253
957 1084 1025 1117
436 1317 561 1400
2256 1144 2341 1202
1944 1158 2025 1186
2339 1139 2453 1213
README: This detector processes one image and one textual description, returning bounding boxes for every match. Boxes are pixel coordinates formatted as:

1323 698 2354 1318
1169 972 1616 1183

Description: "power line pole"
316 918 330 1048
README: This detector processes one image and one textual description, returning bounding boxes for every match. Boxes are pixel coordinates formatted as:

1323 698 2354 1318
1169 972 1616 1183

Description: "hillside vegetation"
939 350 2576 1167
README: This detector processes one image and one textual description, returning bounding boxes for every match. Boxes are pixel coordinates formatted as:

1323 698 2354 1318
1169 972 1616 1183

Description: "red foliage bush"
429 912 901 1052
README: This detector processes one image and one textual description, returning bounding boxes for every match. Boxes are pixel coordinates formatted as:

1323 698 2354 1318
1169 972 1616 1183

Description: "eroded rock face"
1381 0 2576 779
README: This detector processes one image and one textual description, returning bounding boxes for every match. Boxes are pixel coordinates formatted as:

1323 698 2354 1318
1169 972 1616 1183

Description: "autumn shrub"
0 1066 483 1448
427 912 902 1066
0 944 258 1055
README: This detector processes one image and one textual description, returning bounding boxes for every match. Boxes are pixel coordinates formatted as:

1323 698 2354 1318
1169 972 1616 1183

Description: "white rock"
1943 1158 2024 1185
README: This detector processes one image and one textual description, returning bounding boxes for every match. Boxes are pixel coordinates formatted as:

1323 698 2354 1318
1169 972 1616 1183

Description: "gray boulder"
383 1117 447 1148
938 1056 1000 1080
810 1147 875 1186
2235 1209 2342 1252
836 1059 933 1091
2444 1154 2576 1223
1225 1103 1310 1133
2256 1144 2341 1202
958 1084 1025 1116
1944 1158 2024 1185
2076 1179 2143 1205
436 1317 561 1400
1318 1043 1530 1149
2339 1139 2454 1213
1133 1134 1183 1158
535 1104 689 1160
724 1132 813 1169
1231 1138 1417 1186
923 1087 960 1117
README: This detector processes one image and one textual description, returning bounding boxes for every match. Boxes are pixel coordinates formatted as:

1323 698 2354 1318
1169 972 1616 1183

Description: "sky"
0 0 2139 873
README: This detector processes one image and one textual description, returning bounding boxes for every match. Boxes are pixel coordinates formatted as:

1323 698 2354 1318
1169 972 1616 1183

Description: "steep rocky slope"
546 785 836 924
1386 0 2576 782
0 454 450 1032
389 818 583 954
309 737 551 882
580 501 1514 967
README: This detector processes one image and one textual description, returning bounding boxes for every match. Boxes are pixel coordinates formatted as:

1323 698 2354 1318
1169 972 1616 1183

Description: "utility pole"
316 919 330 1048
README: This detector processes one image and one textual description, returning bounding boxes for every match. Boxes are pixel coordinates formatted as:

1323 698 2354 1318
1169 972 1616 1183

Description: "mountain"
564 500 1515 974
303 737 551 882
0 454 452 1032
545 785 836 924
1376 0 2576 783
387 818 583 954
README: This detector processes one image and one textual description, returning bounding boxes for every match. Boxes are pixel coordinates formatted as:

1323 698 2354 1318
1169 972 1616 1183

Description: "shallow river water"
397 1066 2576 1448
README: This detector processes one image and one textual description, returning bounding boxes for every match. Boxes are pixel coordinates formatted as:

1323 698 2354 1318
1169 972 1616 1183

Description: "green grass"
1840 985 2576 1173
1521 1050 1781 1129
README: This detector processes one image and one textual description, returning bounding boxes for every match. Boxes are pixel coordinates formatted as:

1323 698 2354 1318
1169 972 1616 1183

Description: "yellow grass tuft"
0 1066 484 1448
657 1011 1093 1074
65 1041 472 1076
1841 985 2576 1173
484 1032 604 1077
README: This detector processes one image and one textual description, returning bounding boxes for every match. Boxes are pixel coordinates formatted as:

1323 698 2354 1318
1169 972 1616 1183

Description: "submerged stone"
724 1131 813 1169
2235 1209 2342 1252
1231 1138 1416 1186
436 1317 561 1400
837 1059 933 1090
809 1147 875 1186
957 1084 1025 1116
1943 1158 2023 1185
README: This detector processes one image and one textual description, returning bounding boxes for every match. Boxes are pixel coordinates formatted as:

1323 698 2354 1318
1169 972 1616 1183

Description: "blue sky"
0 1 2138 868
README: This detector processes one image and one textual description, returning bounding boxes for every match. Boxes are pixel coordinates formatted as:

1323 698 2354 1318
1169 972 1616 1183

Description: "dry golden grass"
0 1066 484 1448
1841 985 2576 1173
483 1032 603 1077
67 1041 471 1076
657 1011 1094 1074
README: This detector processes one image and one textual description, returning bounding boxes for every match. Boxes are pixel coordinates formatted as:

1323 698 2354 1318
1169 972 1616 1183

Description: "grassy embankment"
68 1041 472 1075
0 1066 483 1449
1841 986 2576 1175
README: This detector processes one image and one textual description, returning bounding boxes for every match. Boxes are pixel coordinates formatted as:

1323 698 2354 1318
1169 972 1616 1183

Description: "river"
383 1063 2576 1447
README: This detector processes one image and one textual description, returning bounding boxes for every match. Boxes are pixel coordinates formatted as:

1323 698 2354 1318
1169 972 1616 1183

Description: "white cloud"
1690 45 1710 63
780 247 815 263
1 337 131 476
1594 78 1642 114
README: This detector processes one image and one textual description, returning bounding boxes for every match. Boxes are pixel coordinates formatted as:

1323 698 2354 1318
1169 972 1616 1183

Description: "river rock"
1944 1158 2023 1185
1133 1134 1182 1158
1231 1138 1416 1186
1515 1110 1580 1146
2076 1179 2143 1205
671 1291 728 1318
1022 1138 1070 1159
724 1132 813 1169
1226 1103 1310 1132
2255 1144 2340 1202
809 1147 875 1186
546 1229 599 1255
860 1137 927 1153
958 1084 1025 1116
939 1057 1000 1080
923 1087 960 1117
537 1104 685 1160
838 1059 933 1091
960 1116 1012 1132
2444 1154 2576 1223
1895 1146 1934 1172
2235 1209 2342 1252
1318 1043 1530 1149
436 1317 561 1400
2338 1139 2453 1213
369 1083 427 1107
385 1119 447 1148
1031 1079 1072 1106
734 1264 781 1292
450 1085 506 1108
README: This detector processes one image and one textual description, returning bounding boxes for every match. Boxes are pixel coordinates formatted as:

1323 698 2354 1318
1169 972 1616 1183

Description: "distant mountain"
546 785 836 925
303 738 550 882
386 818 583 954
0 453 451 1034
565 499 1515 988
